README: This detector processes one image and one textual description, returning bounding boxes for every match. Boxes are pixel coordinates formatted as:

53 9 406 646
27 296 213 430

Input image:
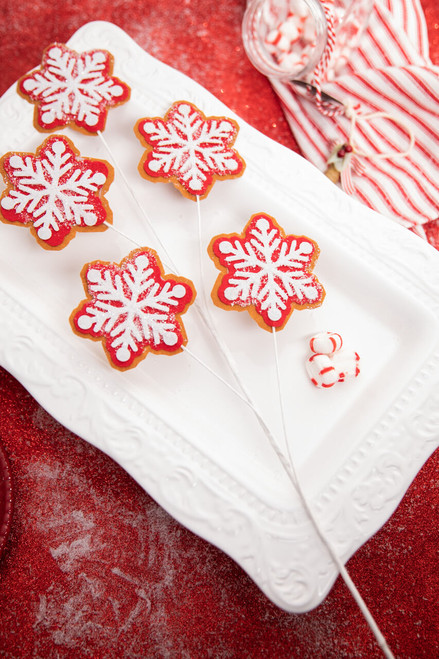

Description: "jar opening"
242 0 327 81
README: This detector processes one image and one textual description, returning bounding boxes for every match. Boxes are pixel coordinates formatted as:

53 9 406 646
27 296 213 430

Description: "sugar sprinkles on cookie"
18 42 130 133
134 100 246 200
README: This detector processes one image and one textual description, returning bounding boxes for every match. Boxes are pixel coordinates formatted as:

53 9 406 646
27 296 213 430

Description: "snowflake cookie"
209 213 325 331
0 135 113 249
18 43 130 133
134 101 245 200
71 247 196 370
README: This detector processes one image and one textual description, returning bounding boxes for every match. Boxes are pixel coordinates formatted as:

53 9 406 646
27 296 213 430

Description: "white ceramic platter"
1 21 438 613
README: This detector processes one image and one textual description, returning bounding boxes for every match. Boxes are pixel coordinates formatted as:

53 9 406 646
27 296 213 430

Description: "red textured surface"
0 1 438 657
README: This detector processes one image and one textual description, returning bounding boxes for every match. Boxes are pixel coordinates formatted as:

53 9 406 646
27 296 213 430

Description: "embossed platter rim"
0 21 438 613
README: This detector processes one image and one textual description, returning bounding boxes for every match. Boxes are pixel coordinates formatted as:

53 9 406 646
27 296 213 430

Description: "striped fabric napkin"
270 0 439 237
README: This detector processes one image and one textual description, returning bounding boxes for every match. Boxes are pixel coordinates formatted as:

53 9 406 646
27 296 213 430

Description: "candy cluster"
263 0 317 74
306 331 360 388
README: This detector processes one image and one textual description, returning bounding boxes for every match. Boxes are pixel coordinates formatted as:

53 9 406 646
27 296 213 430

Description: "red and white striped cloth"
270 0 439 235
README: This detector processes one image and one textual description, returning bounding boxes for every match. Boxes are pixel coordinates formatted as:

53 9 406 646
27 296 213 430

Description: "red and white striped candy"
262 0 317 72
335 349 360 381
306 332 360 388
309 331 343 355
306 353 339 388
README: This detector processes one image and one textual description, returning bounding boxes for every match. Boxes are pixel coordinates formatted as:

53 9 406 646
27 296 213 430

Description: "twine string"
334 105 416 197
345 104 416 160
311 1 344 117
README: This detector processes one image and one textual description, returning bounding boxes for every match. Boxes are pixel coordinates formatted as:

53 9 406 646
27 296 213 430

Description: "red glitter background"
0 1 438 657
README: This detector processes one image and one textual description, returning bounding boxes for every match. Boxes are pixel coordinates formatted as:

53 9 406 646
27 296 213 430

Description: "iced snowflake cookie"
209 212 325 331
71 247 196 370
0 135 113 249
18 43 130 133
134 101 246 201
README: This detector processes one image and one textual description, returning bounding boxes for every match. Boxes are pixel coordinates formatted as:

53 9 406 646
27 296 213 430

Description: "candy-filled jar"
242 0 374 83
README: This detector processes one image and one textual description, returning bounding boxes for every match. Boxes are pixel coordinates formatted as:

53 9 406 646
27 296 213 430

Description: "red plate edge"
0 437 13 559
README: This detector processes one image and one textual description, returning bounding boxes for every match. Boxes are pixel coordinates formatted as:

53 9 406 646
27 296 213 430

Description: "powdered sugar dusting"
18 42 130 132
20 447 187 653
135 100 245 199
0 135 112 248
71 247 195 369
9 406 352 657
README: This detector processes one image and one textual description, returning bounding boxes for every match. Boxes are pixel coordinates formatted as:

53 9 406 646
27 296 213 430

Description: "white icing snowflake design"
18 43 130 132
210 213 325 330
0 135 112 248
71 248 196 370
135 101 245 200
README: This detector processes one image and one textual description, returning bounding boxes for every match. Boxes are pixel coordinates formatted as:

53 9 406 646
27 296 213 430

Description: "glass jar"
242 0 373 83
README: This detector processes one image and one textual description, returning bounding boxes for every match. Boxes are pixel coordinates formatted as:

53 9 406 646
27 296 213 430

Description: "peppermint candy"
306 331 360 388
